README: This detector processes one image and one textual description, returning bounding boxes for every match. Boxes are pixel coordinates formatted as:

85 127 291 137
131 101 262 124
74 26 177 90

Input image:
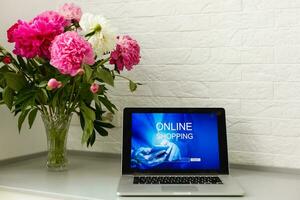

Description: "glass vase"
41 113 72 171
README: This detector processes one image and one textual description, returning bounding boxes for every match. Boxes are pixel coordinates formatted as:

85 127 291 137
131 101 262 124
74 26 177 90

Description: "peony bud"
76 68 85 75
2 56 11 64
47 78 62 90
90 83 99 94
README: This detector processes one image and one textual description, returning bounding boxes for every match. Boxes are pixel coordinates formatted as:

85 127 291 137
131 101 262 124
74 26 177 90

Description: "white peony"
79 13 116 57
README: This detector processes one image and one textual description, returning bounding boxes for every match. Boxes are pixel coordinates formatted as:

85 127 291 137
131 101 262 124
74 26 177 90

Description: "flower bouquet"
0 3 141 170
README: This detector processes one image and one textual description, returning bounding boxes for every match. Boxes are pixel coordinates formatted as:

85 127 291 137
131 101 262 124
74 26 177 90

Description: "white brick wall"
66 0 300 169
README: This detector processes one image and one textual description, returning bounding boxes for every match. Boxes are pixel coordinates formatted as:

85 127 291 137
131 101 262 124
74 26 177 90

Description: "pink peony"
8 11 66 59
90 83 99 94
109 35 140 71
47 78 62 89
50 32 95 76
10 20 39 58
7 23 19 43
59 3 82 22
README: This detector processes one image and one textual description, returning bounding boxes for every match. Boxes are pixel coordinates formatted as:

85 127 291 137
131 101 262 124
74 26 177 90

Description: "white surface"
0 189 58 200
63 0 300 169
0 154 299 200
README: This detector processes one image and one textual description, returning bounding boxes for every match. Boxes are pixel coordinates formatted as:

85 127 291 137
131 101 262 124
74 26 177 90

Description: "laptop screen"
130 112 220 171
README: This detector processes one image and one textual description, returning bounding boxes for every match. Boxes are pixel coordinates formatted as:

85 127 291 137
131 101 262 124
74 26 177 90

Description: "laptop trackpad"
161 186 198 192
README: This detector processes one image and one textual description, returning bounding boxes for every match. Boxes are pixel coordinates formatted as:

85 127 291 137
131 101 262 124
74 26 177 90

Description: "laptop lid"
122 108 229 175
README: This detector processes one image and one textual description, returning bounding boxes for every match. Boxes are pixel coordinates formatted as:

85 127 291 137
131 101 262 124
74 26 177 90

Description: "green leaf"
0 65 10 88
51 90 60 107
93 94 101 107
94 120 114 128
129 80 137 92
80 102 95 121
79 83 93 103
13 104 22 116
98 96 117 114
0 65 11 73
15 89 36 105
28 108 38 128
3 86 14 110
80 103 96 144
86 131 96 147
84 65 93 82
79 112 98 146
81 116 94 144
37 88 48 104
20 96 35 111
79 112 85 130
37 81 47 88
24 59 34 74
17 56 26 70
4 72 27 91
94 123 109 136
18 109 30 132
95 68 114 86
95 103 105 120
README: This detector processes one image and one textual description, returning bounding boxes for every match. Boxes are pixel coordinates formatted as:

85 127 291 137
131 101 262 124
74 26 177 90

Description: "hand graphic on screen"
132 140 181 168
160 140 181 161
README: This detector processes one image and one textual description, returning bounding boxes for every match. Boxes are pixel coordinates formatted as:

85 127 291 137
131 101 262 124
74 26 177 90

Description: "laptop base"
117 175 245 197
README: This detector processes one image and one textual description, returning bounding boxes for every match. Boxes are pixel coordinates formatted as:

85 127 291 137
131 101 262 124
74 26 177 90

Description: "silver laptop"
117 108 244 196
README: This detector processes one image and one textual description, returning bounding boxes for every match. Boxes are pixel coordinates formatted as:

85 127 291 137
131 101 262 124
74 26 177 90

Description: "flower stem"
96 57 110 67
114 74 132 81
66 80 77 114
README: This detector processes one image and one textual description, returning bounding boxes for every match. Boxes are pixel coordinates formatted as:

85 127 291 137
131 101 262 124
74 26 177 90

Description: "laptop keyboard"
133 176 223 184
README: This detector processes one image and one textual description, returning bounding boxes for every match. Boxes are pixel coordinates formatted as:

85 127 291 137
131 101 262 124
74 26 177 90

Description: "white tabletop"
0 154 299 200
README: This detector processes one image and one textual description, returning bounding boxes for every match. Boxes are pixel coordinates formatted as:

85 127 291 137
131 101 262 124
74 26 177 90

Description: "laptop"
117 108 245 196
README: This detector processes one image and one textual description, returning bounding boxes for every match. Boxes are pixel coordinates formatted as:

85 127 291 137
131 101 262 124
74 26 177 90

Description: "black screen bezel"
122 107 229 175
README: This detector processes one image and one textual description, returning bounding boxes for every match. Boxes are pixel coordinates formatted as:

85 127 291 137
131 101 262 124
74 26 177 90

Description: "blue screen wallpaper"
131 113 220 170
